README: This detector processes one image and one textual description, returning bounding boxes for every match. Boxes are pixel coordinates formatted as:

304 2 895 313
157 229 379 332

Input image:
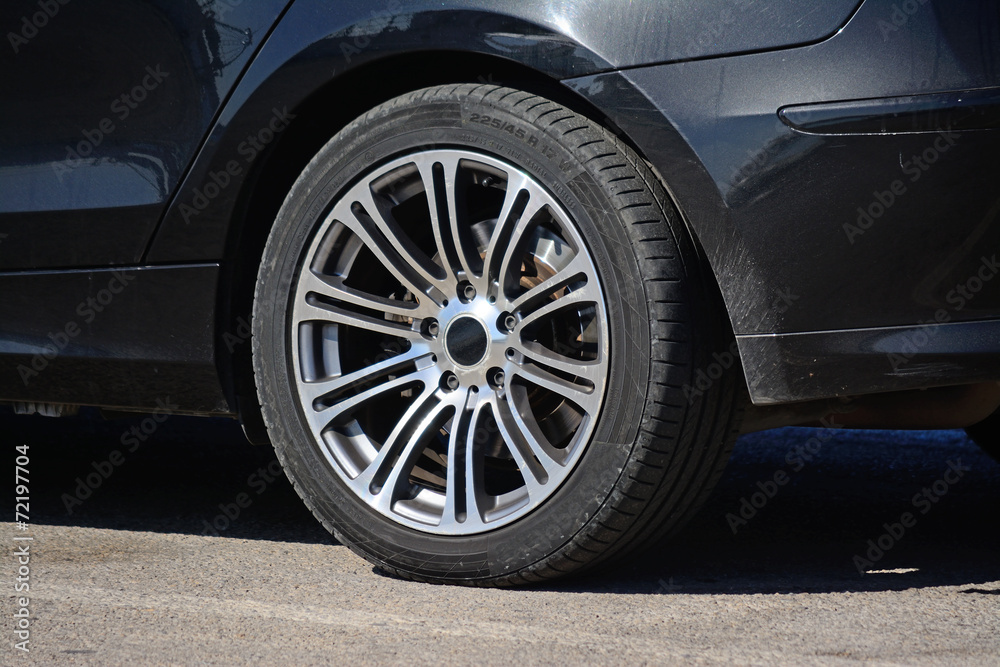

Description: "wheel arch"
144 12 741 438
215 52 683 442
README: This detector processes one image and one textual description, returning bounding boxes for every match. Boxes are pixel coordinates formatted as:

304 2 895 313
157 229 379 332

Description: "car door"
0 0 289 270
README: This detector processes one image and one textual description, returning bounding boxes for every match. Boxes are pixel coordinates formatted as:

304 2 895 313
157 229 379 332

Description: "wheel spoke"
298 346 431 407
312 364 438 430
350 383 436 490
295 300 424 342
416 155 481 282
514 340 604 385
509 253 589 315
442 156 484 281
352 185 451 295
496 196 550 298
481 172 531 287
297 270 430 319
367 390 460 514
442 391 488 528
327 198 446 307
515 284 598 331
509 360 601 416
506 384 571 468
491 394 560 489
417 157 463 283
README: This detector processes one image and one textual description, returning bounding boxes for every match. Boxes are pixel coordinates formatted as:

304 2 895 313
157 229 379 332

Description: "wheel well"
218 50 684 443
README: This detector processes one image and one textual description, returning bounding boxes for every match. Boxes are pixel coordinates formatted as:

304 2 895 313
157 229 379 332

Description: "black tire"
252 84 742 586
966 409 1000 462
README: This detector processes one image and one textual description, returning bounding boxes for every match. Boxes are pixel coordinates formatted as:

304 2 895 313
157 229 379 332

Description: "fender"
144 3 608 262
144 0 863 263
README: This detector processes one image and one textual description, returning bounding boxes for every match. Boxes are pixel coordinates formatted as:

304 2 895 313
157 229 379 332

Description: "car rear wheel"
252 84 742 585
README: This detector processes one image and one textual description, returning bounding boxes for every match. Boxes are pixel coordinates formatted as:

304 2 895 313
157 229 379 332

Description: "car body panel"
0 265 226 412
582 0 1000 335
0 0 290 270
739 319 1000 404
142 2 614 264
524 0 864 66
143 0 864 263
565 0 1000 402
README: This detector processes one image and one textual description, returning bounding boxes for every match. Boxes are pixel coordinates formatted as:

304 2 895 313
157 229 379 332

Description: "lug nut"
462 283 477 302
490 369 505 389
445 373 460 391
503 314 517 332
426 320 440 338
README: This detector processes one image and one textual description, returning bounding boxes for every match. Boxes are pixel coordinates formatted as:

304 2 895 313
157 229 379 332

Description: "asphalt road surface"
3 409 998 665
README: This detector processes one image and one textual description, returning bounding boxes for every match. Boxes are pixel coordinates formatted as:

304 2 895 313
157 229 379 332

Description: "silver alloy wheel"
290 149 609 535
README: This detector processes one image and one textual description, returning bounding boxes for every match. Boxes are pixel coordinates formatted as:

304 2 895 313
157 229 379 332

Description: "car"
2 0 999 586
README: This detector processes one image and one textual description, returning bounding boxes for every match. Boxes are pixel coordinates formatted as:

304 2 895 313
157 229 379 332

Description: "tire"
252 84 742 586
966 409 1000 462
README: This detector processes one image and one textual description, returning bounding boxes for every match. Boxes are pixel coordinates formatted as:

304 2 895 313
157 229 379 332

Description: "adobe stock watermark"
852 459 969 575
683 288 798 405
13 443 33 653
888 253 1000 371
52 64 170 182
222 315 252 353
17 271 136 385
680 0 752 60
199 459 285 535
7 0 70 54
725 412 847 534
657 577 681 594
843 130 959 244
730 87 831 188
876 0 931 42
178 105 295 223
730 143 780 188
61 398 177 515
338 0 403 64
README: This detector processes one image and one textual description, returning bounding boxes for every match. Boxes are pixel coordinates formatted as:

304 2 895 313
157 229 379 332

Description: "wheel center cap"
445 316 489 367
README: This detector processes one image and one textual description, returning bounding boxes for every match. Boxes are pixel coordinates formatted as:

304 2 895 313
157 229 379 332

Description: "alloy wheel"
289 149 609 535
